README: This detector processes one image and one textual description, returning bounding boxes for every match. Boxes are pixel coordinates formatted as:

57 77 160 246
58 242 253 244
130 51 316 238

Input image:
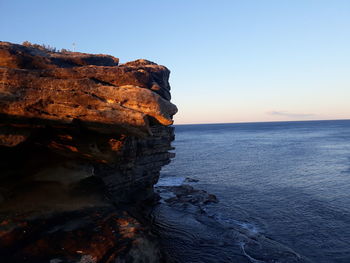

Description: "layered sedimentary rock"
0 41 177 262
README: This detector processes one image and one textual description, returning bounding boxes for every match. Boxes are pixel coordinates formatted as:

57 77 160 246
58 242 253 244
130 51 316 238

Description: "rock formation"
0 41 177 262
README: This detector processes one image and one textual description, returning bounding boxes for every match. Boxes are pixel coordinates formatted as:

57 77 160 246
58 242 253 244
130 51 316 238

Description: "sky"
1 0 349 124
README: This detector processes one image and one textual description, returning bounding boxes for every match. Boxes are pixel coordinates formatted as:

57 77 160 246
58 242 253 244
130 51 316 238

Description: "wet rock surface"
152 179 311 263
0 42 176 262
157 184 218 207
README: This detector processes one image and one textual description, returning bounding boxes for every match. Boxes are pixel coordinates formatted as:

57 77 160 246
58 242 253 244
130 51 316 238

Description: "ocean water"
154 120 350 263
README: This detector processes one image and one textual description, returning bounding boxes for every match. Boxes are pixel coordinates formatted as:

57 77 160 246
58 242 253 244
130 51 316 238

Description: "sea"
153 120 350 263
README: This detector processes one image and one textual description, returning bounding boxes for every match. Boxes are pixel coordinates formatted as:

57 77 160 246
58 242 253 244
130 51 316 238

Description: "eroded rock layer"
0 41 177 262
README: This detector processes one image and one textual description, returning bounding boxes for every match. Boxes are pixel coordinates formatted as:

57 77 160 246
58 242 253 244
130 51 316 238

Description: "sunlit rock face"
0 41 177 262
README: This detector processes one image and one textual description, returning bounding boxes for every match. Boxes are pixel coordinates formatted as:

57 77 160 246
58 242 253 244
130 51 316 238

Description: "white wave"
156 176 185 187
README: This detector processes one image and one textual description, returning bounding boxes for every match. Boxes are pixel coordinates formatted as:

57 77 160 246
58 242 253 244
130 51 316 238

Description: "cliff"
0 41 177 262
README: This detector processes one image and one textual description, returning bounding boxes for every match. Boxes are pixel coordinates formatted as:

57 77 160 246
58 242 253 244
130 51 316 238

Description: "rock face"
0 41 177 262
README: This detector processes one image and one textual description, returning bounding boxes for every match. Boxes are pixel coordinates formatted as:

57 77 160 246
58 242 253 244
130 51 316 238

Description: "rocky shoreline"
0 41 177 263
151 177 312 263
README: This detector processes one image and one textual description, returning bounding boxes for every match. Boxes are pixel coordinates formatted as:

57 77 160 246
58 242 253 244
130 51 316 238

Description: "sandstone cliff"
0 41 177 263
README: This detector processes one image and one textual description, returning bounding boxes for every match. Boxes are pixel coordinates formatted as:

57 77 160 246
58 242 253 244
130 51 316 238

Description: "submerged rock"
0 41 177 262
153 182 311 263
184 177 199 183
158 184 218 206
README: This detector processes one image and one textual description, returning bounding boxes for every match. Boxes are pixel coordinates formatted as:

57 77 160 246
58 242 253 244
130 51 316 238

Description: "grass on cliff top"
22 41 72 53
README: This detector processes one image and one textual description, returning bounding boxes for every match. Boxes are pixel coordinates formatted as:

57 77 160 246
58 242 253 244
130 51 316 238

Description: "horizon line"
173 118 350 126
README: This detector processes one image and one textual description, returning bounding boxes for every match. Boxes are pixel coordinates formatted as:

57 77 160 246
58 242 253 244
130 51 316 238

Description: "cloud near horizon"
267 111 316 119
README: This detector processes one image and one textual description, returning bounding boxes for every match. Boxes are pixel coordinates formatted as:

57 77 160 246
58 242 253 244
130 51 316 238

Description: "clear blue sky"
1 0 349 124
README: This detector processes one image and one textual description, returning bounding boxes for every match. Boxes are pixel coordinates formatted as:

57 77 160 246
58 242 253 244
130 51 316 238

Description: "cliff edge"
0 41 177 262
